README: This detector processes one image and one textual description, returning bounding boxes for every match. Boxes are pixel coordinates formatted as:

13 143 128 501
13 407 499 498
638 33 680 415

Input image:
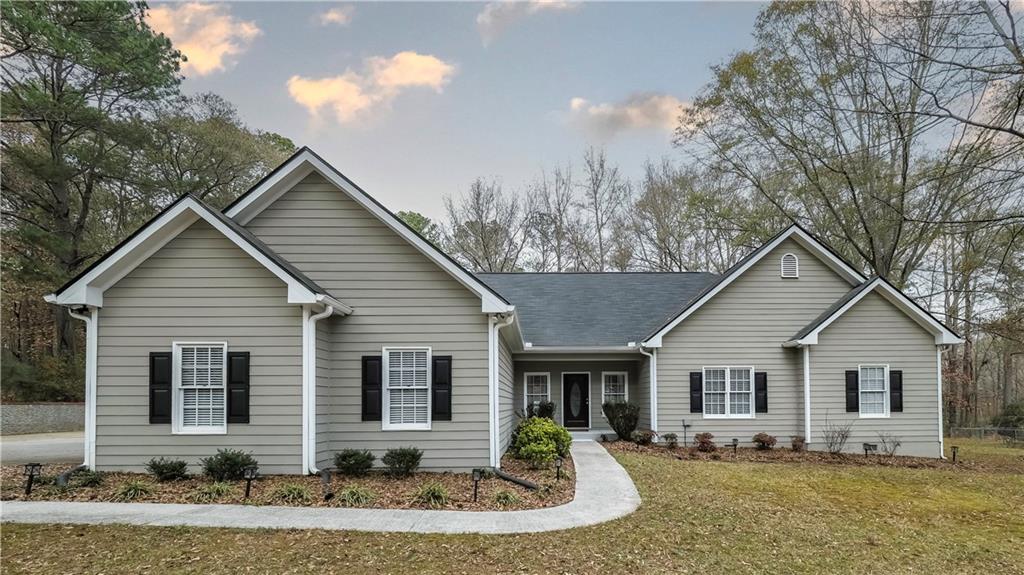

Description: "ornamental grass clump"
494 490 521 507
413 482 449 509
336 485 376 507
272 483 312 504
191 482 233 503
114 480 153 501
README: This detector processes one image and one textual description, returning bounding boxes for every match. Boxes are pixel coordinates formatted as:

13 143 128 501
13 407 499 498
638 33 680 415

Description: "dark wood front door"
562 373 590 428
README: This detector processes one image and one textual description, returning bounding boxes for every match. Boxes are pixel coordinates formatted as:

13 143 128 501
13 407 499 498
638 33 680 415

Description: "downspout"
803 345 812 446
937 347 945 459
68 307 97 469
638 345 657 434
489 313 514 468
304 304 334 475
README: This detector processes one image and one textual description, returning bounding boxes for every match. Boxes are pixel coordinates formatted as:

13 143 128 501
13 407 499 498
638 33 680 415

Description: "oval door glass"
569 383 581 417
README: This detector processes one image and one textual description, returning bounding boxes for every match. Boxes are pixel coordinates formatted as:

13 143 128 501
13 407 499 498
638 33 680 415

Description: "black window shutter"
431 355 452 421
362 356 382 421
227 351 250 424
890 369 903 413
689 372 703 413
149 352 172 424
845 370 859 412
754 372 768 413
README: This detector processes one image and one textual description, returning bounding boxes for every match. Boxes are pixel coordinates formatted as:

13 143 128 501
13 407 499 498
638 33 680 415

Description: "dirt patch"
0 455 574 511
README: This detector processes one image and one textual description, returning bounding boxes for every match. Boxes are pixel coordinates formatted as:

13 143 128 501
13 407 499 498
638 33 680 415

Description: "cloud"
148 2 261 76
318 6 354 26
476 1 579 45
567 93 688 139
287 51 456 124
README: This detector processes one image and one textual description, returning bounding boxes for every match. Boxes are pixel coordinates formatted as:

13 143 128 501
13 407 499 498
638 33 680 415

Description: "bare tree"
578 148 629 271
442 179 530 272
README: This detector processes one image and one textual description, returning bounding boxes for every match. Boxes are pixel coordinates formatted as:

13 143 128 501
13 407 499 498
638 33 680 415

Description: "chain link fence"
948 427 1023 444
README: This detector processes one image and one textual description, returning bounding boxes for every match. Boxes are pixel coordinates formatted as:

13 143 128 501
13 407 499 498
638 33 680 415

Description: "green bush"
494 490 521 507
526 401 556 419
695 432 717 453
191 482 233 503
512 417 572 459
114 480 153 501
752 433 777 450
662 433 679 448
146 457 189 481
519 441 557 468
413 482 449 508
333 449 375 476
73 470 105 488
272 483 312 504
336 485 376 507
200 449 258 481
631 429 657 446
602 402 640 441
992 401 1024 430
382 447 422 477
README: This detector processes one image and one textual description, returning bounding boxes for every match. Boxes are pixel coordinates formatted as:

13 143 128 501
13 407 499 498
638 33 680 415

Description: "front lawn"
2 439 1022 575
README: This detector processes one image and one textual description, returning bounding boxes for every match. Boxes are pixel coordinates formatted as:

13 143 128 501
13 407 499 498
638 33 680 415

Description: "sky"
148 1 765 219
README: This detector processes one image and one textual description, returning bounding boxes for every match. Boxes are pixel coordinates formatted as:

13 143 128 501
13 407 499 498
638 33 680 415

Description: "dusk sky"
148 1 765 218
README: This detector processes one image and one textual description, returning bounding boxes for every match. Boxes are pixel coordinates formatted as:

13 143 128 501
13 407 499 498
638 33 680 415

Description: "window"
602 372 628 404
859 364 889 417
703 366 754 418
383 347 431 430
781 253 799 278
173 342 227 434
524 373 550 410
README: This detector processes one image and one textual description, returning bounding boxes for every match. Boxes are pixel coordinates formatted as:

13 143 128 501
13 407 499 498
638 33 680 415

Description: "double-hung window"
383 347 431 430
524 373 550 410
173 342 227 434
602 372 628 404
859 365 889 417
703 366 754 418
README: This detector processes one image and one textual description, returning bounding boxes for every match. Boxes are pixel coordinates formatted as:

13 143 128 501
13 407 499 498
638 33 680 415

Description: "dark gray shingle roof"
477 272 718 347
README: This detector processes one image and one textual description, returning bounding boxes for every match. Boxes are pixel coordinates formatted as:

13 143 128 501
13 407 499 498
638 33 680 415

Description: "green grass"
3 440 1022 575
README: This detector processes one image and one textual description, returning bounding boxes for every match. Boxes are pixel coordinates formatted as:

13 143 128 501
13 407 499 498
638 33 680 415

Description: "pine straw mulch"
0 454 574 512
603 440 1024 474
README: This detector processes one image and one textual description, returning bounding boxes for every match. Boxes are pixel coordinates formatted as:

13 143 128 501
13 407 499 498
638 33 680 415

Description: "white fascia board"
224 149 514 314
643 226 866 347
517 345 641 354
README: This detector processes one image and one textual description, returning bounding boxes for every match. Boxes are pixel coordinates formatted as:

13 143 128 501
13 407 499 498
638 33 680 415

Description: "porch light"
951 445 959 464
472 468 483 502
242 465 258 499
731 438 739 455
23 463 42 496
863 443 878 458
554 457 564 481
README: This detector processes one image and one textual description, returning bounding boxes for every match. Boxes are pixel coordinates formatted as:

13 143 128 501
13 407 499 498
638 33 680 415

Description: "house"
46 148 963 474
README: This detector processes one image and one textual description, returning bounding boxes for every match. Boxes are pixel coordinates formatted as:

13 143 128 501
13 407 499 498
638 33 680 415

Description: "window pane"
705 392 726 414
179 345 225 429
860 366 886 391
730 368 751 392
730 391 751 415
386 349 429 425
604 373 626 403
526 374 549 406
860 391 886 414
705 369 726 392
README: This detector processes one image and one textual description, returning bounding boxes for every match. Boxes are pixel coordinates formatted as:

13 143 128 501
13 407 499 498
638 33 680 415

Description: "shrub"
662 433 679 448
73 470 105 488
191 482 234 503
201 449 258 481
382 447 423 477
694 432 717 453
334 449 375 476
146 457 189 481
992 401 1024 431
877 433 902 457
790 435 806 452
631 429 657 446
821 417 854 455
336 485 376 507
512 417 572 458
413 482 449 508
752 433 777 450
494 490 521 507
602 402 640 442
526 401 556 419
519 442 557 468
272 483 312 504
114 480 153 501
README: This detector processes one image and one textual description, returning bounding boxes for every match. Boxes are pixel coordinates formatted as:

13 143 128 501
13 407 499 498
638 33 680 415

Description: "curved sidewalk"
1 440 639 534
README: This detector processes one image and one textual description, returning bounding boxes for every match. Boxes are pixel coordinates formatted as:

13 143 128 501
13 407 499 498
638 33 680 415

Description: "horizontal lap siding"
809 292 940 457
637 356 651 431
246 173 490 471
96 220 303 473
498 333 515 453
513 360 640 430
316 318 332 468
657 239 853 445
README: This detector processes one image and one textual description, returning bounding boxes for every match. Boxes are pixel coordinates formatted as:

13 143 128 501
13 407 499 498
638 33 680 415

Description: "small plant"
413 481 450 508
191 482 234 503
791 435 806 452
201 449 258 481
494 490 521 507
526 401 556 419
114 479 153 501
662 433 679 448
694 432 717 453
519 442 557 468
272 483 312 504
146 457 189 481
336 485 376 507
752 433 777 450
822 416 854 455
382 447 423 477
631 429 657 446
877 433 902 457
511 417 572 460
73 470 105 488
602 402 640 441
334 449 376 476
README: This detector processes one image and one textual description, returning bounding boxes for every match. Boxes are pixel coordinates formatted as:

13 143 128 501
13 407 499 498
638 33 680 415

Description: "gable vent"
781 253 799 278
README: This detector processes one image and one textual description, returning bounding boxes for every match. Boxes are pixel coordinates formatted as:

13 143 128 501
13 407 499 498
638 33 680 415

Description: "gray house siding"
637 355 651 431
315 317 332 469
513 358 641 430
656 239 854 445
498 330 515 453
245 173 491 470
809 292 941 457
95 220 304 473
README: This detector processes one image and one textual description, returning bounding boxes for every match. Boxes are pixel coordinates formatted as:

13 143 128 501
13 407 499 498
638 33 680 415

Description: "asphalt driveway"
0 432 83 465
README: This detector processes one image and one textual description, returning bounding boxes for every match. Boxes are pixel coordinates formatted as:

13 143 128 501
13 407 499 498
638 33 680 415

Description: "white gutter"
803 345 811 446
303 304 334 474
638 345 657 434
67 307 97 469
489 313 514 468
937 347 945 459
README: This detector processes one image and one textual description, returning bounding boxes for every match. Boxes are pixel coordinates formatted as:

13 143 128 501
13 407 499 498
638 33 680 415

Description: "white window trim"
701 366 755 419
781 253 799 278
523 372 551 411
858 363 890 419
382 346 432 431
601 371 629 404
172 341 228 435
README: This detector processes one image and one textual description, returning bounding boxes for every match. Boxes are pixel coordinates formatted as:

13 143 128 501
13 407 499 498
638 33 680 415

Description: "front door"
562 373 590 428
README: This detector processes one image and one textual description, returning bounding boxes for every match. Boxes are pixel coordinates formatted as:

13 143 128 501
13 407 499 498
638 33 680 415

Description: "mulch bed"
604 440 1022 473
0 455 575 512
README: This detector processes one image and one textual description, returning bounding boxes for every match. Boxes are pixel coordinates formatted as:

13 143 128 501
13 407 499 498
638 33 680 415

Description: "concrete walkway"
1 440 639 534
1 431 83 465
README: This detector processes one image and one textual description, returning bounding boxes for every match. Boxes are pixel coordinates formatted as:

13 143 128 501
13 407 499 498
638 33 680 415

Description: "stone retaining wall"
0 403 84 435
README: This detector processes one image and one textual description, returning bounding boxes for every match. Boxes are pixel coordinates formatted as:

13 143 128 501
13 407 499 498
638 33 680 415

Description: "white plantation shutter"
176 343 227 432
384 348 430 428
